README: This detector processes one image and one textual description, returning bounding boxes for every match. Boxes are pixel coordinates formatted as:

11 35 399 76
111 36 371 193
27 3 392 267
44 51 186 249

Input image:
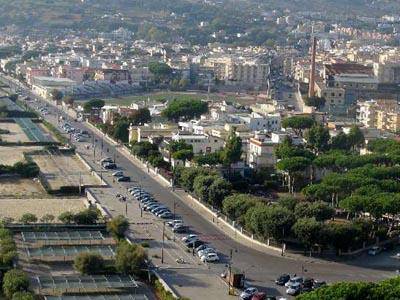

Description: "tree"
194 152 222 166
330 132 351 151
278 196 298 211
305 124 330 153
3 269 29 299
129 108 151 125
148 62 172 82
328 223 361 254
277 156 311 193
73 252 105 275
131 141 158 158
83 99 105 113
107 215 129 240
296 281 376 300
208 177 232 208
73 208 99 225
51 89 63 102
58 211 74 224
221 130 242 166
40 214 55 223
161 98 208 121
263 206 294 241
281 116 315 137
179 167 207 192
115 242 147 275
12 292 34 300
292 217 322 255
112 120 130 143
294 201 334 221
348 125 365 150
172 149 193 162
222 194 261 225
19 213 37 224
193 175 216 202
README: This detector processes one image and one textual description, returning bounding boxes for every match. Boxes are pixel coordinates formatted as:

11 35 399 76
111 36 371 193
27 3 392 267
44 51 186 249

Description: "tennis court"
22 231 105 242
27 245 116 258
14 118 51 142
45 295 148 300
37 275 138 293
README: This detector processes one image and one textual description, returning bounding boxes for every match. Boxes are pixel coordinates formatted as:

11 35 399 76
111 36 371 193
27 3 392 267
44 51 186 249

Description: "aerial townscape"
1 0 400 299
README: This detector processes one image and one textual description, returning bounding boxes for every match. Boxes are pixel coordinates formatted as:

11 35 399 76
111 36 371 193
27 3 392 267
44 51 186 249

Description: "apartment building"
357 99 400 132
204 56 269 87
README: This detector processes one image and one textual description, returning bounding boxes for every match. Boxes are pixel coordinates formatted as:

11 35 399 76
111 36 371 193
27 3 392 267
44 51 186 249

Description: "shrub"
115 241 147 275
3 269 29 299
107 216 129 240
19 213 37 224
73 252 105 275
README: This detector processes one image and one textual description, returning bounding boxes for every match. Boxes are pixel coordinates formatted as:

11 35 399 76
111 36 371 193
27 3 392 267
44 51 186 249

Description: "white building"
171 132 225 154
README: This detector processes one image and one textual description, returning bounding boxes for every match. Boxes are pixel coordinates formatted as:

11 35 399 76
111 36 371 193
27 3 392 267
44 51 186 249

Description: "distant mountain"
0 0 398 33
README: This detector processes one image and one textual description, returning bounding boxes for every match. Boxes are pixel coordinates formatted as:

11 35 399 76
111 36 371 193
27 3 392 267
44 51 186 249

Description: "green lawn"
76 91 245 106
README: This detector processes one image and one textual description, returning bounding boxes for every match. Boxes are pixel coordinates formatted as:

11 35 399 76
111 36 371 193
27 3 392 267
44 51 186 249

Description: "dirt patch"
0 197 86 221
0 178 47 198
0 146 43 165
0 122 31 142
31 153 101 190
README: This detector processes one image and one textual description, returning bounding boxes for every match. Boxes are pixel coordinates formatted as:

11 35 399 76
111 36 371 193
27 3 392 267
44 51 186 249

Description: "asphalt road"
2 74 399 298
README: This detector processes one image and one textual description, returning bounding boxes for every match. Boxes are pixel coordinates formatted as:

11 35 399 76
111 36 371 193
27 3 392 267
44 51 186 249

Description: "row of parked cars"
275 274 326 296
127 186 221 263
128 186 172 219
181 234 220 263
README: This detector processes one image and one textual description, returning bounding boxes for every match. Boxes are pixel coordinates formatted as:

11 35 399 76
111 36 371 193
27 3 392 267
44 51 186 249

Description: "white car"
197 248 216 258
285 276 303 287
239 287 258 300
167 219 183 227
112 171 124 177
201 252 219 262
286 282 302 295
182 234 197 242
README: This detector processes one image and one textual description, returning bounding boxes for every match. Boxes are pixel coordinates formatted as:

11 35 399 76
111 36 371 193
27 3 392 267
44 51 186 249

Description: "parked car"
312 280 326 290
100 157 113 164
182 234 197 242
155 209 171 217
275 274 290 286
159 212 173 219
103 162 117 169
285 276 303 288
197 247 216 258
117 176 130 182
172 224 188 233
302 278 314 292
195 244 210 252
200 252 219 262
167 219 183 227
286 282 302 296
186 240 205 248
240 287 258 300
368 246 382 256
251 292 267 300
112 171 124 177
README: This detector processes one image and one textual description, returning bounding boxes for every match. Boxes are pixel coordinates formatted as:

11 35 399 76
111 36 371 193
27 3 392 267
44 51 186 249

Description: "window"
331 93 335 96
339 93 342 97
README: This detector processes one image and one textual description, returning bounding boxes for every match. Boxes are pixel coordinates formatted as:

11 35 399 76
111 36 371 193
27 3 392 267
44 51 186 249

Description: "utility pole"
228 248 233 295
161 221 166 264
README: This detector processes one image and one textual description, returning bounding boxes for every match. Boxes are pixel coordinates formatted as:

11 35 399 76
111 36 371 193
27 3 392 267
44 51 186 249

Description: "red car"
252 292 266 300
